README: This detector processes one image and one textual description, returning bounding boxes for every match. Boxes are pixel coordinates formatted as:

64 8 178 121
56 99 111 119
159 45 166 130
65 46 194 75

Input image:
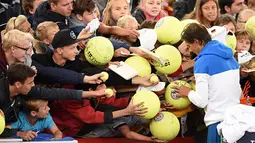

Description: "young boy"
6 99 62 141
35 21 60 53
70 0 147 57
174 23 242 143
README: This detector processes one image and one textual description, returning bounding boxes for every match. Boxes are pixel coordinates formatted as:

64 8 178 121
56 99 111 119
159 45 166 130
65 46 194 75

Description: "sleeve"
63 100 114 124
0 128 18 137
10 120 22 130
32 60 85 85
99 96 129 109
110 39 130 51
187 59 210 108
44 114 55 129
132 9 146 24
27 86 83 100
188 74 210 108
173 1 186 20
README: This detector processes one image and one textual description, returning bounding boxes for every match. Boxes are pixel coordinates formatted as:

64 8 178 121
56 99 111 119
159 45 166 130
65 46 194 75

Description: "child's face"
201 1 218 22
111 0 130 21
223 22 236 33
236 36 251 52
34 102 50 119
80 8 98 24
124 20 139 42
143 0 162 17
47 27 60 44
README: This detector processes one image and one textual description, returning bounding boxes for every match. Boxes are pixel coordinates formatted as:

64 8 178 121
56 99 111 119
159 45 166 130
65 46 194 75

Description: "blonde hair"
36 21 59 41
112 15 138 42
5 15 28 33
102 0 130 26
25 99 48 112
184 0 219 28
117 15 138 28
238 9 255 21
2 29 34 51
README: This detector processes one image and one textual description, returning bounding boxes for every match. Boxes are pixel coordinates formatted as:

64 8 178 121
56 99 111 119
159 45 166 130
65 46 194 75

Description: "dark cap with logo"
52 29 84 49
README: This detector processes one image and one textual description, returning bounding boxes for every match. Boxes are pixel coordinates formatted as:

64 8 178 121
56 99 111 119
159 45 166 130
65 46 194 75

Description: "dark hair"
7 63 36 85
140 20 157 29
181 23 212 44
48 0 59 4
22 0 34 14
73 0 96 15
214 14 237 28
219 0 235 14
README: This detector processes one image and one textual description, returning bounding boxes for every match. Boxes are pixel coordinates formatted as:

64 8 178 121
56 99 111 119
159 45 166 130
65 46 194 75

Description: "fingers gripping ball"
85 36 114 65
150 75 159 84
245 16 255 40
153 45 182 74
0 115 5 135
225 32 237 54
150 112 180 141
165 80 191 109
105 88 114 97
125 56 151 77
155 16 183 45
133 91 160 119
100 72 109 82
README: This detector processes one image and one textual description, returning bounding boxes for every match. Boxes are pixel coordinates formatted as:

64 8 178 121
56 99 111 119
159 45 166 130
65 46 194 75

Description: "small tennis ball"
150 75 159 84
100 72 109 82
105 88 114 97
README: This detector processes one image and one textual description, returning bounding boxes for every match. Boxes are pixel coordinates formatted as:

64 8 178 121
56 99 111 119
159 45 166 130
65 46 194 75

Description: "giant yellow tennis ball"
133 91 160 119
85 36 114 65
153 45 182 74
165 80 191 109
225 32 236 54
125 56 151 77
0 115 5 135
245 16 255 40
155 16 183 45
150 112 180 141
181 19 199 30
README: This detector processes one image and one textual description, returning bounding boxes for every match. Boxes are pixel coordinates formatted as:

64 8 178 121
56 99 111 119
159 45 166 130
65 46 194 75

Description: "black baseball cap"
52 29 85 49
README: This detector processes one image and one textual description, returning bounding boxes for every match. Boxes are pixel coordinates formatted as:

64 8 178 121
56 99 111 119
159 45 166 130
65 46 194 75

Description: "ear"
43 39 50 45
194 39 200 45
76 14 83 21
50 2 57 11
11 46 15 53
224 5 231 13
29 8 35 15
56 48 63 54
14 81 22 89
30 111 37 117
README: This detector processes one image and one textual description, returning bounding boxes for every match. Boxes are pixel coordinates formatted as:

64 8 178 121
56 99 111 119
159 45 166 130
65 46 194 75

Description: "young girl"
235 29 253 53
184 0 220 28
133 0 166 24
5 15 34 35
102 0 131 26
